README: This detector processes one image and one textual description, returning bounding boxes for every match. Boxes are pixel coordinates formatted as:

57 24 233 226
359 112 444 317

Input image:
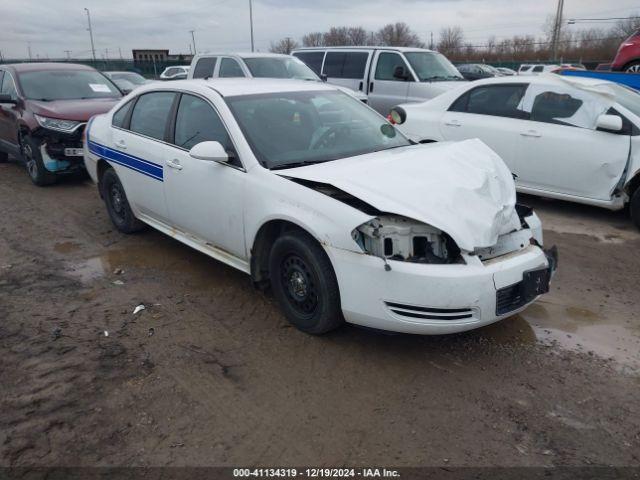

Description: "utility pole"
84 8 96 62
249 0 255 52
105 47 109 60
64 50 72 60
28 42 32 60
550 0 565 62
430 31 434 50
118 47 123 59
189 30 197 55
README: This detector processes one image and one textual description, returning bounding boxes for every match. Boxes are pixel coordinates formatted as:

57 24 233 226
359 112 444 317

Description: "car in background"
159 66 190 80
611 30 640 73
292 46 466 115
103 71 149 94
518 64 561 75
188 52 367 102
83 78 555 335
0 62 122 185
391 75 640 228
456 64 502 81
496 67 517 76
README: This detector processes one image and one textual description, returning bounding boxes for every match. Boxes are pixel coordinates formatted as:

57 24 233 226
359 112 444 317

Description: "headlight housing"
352 215 460 264
34 114 82 133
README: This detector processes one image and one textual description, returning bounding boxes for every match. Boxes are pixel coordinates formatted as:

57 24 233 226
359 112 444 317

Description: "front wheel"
21 134 56 186
630 188 640 230
101 168 146 234
269 230 343 335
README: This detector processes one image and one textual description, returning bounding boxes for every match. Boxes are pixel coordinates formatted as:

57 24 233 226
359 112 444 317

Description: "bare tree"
612 13 640 39
324 27 350 46
347 27 369 46
377 22 424 47
302 32 324 47
437 26 464 56
270 37 299 55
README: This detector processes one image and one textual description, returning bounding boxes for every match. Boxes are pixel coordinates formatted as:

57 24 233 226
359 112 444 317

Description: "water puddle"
522 301 640 371
66 236 243 290
54 241 81 254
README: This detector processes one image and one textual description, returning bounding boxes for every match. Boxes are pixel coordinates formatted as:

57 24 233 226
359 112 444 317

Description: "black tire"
630 188 640 230
21 134 56 186
624 61 640 74
0 150 8 163
269 230 343 335
101 168 146 234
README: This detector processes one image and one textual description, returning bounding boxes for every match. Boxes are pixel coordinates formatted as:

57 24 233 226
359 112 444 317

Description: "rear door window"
322 52 368 79
293 51 325 76
192 57 217 79
374 52 411 81
532 66 544 73
449 84 528 119
129 92 176 140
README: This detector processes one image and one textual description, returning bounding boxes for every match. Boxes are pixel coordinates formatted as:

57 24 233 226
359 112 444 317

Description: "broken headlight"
352 215 460 264
35 114 82 133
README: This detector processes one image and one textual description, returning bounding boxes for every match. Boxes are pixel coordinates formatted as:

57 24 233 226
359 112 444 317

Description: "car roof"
140 78 336 97
292 46 437 54
463 73 619 91
195 52 291 59
1 62 96 73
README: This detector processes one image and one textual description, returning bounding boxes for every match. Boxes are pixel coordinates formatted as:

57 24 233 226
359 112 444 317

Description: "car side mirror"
0 94 17 105
596 114 623 132
189 141 229 163
393 66 409 81
320 73 328 82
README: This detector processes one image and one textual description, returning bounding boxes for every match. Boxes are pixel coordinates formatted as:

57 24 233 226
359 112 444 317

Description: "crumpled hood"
279 139 522 251
27 97 120 122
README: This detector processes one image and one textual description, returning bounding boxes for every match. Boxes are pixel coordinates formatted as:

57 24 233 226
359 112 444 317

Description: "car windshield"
110 72 146 85
20 70 121 101
244 57 319 81
404 52 464 81
611 84 640 118
225 90 410 169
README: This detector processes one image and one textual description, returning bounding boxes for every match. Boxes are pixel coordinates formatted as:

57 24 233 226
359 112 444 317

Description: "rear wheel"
21 134 56 186
624 61 640 73
101 168 146 234
268 230 343 335
630 188 640 230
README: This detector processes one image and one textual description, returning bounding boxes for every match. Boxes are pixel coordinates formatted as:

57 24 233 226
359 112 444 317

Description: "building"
132 49 193 63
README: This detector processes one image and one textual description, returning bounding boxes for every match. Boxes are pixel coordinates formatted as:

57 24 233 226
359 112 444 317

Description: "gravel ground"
0 160 639 469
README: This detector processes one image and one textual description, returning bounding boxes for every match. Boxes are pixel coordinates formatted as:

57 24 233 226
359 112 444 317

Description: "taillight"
387 113 396 125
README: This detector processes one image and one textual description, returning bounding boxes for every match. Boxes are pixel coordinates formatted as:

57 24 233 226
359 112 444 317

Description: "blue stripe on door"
88 140 164 181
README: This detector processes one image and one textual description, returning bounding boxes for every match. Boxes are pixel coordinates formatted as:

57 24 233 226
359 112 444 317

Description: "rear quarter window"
112 99 134 128
293 51 325 76
192 58 217 79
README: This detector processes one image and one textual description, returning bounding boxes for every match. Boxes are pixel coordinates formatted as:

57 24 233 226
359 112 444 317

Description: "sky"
0 0 638 60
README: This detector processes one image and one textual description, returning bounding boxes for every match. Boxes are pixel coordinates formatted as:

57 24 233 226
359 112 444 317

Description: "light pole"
249 0 255 52
84 8 96 62
190 30 197 55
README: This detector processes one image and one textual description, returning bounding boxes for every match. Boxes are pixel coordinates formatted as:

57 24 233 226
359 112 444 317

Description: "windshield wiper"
270 160 326 170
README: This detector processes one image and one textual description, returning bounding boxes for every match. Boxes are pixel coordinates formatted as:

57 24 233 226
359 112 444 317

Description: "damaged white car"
84 79 557 335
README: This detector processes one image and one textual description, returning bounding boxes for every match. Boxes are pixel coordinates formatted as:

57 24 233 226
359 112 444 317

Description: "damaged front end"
352 215 462 265
33 116 86 174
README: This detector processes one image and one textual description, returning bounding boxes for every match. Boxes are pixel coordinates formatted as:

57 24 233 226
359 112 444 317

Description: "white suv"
84 78 555 336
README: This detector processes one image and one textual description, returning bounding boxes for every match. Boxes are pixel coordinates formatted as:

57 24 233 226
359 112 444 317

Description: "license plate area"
64 148 84 157
522 267 550 302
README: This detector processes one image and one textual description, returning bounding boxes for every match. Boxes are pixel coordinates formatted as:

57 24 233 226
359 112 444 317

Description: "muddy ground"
1 159 639 469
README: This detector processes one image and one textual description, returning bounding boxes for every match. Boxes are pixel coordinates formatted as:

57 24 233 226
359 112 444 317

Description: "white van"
291 47 466 114
187 52 367 102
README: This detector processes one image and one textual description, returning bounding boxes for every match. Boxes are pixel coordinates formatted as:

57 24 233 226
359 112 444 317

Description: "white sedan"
392 75 640 228
84 79 556 335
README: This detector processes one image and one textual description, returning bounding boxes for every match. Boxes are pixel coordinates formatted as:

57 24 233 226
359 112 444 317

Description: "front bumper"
326 244 554 335
34 126 86 174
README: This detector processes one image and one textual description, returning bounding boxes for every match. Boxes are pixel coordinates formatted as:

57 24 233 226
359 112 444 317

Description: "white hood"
280 139 522 252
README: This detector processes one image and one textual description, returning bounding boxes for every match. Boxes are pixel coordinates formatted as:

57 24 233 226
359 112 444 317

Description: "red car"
612 30 640 73
0 63 122 185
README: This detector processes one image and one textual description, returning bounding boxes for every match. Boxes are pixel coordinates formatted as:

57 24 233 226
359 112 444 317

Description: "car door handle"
114 139 127 150
521 130 541 138
445 120 461 127
166 158 183 170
